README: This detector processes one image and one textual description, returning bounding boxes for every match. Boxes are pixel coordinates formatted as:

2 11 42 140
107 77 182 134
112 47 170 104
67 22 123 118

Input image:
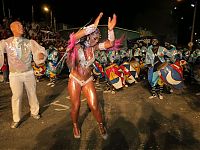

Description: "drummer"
145 37 172 99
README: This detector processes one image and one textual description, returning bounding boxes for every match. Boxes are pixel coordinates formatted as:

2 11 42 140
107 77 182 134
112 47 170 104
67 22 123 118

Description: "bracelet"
108 30 115 42
84 24 97 35
98 43 106 50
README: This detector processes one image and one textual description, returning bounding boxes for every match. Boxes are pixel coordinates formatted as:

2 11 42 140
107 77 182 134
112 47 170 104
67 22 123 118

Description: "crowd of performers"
32 46 61 87
31 33 200 96
31 35 200 92
92 38 200 98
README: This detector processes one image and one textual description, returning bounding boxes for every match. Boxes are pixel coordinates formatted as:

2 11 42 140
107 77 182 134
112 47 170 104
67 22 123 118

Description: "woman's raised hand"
108 14 117 31
94 12 103 27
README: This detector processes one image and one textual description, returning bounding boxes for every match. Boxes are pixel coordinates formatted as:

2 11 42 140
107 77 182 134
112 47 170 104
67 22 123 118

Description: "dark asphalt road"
0 77 200 150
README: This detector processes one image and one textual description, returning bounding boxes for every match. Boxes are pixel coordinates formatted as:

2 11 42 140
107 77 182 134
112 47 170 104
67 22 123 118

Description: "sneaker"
47 82 54 86
196 92 200 96
50 83 55 87
31 114 41 120
149 95 157 99
103 90 111 93
111 90 116 94
11 122 20 128
158 94 163 100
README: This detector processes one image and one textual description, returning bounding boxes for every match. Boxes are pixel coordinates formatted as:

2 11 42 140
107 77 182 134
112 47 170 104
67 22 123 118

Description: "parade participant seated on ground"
64 12 117 139
0 21 47 129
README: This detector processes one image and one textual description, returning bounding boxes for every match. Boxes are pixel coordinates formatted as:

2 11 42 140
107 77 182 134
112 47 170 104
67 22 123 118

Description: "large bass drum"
130 60 140 78
105 63 124 89
32 63 46 78
159 61 185 89
119 61 137 84
92 61 105 78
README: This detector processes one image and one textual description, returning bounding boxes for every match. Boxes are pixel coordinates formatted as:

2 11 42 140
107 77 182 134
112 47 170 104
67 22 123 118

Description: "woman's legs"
82 81 102 122
68 78 82 138
82 81 108 139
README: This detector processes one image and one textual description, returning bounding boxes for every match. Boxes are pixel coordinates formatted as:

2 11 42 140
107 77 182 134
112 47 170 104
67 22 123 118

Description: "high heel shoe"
98 123 108 140
73 123 81 139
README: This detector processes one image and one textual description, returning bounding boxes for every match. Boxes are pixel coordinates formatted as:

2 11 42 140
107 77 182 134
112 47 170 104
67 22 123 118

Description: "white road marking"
43 100 70 111
66 96 87 102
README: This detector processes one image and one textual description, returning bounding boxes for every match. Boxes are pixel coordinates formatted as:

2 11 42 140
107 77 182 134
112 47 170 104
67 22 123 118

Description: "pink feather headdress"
66 33 78 69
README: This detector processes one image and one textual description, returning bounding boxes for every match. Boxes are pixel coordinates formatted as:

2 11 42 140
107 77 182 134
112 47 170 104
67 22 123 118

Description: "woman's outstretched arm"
74 12 103 40
97 13 117 50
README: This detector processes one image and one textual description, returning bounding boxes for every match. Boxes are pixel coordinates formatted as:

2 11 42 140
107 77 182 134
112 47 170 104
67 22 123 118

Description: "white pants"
9 70 39 122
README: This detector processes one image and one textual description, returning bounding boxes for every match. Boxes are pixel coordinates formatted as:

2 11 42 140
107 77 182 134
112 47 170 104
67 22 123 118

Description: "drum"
105 63 124 89
120 62 137 84
157 62 168 71
130 60 140 77
32 63 46 78
170 60 187 78
159 62 184 89
92 61 105 78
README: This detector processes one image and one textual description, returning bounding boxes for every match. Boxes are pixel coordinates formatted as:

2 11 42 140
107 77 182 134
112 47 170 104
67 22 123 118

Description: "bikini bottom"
69 74 93 87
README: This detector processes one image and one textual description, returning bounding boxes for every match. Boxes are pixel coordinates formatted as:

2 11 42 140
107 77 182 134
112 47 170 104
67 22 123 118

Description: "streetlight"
43 5 53 28
175 0 198 49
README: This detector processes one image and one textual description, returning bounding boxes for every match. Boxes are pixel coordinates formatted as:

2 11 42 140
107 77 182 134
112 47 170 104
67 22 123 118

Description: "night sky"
0 0 200 45
0 0 178 28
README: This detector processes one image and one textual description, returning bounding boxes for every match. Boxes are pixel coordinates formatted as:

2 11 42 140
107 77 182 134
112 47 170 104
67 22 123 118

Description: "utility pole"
54 17 56 32
189 1 197 50
2 0 6 17
50 10 53 28
8 8 10 18
32 5 34 22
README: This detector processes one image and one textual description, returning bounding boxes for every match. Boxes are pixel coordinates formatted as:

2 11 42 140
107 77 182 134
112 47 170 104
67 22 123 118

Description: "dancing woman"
65 12 117 139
